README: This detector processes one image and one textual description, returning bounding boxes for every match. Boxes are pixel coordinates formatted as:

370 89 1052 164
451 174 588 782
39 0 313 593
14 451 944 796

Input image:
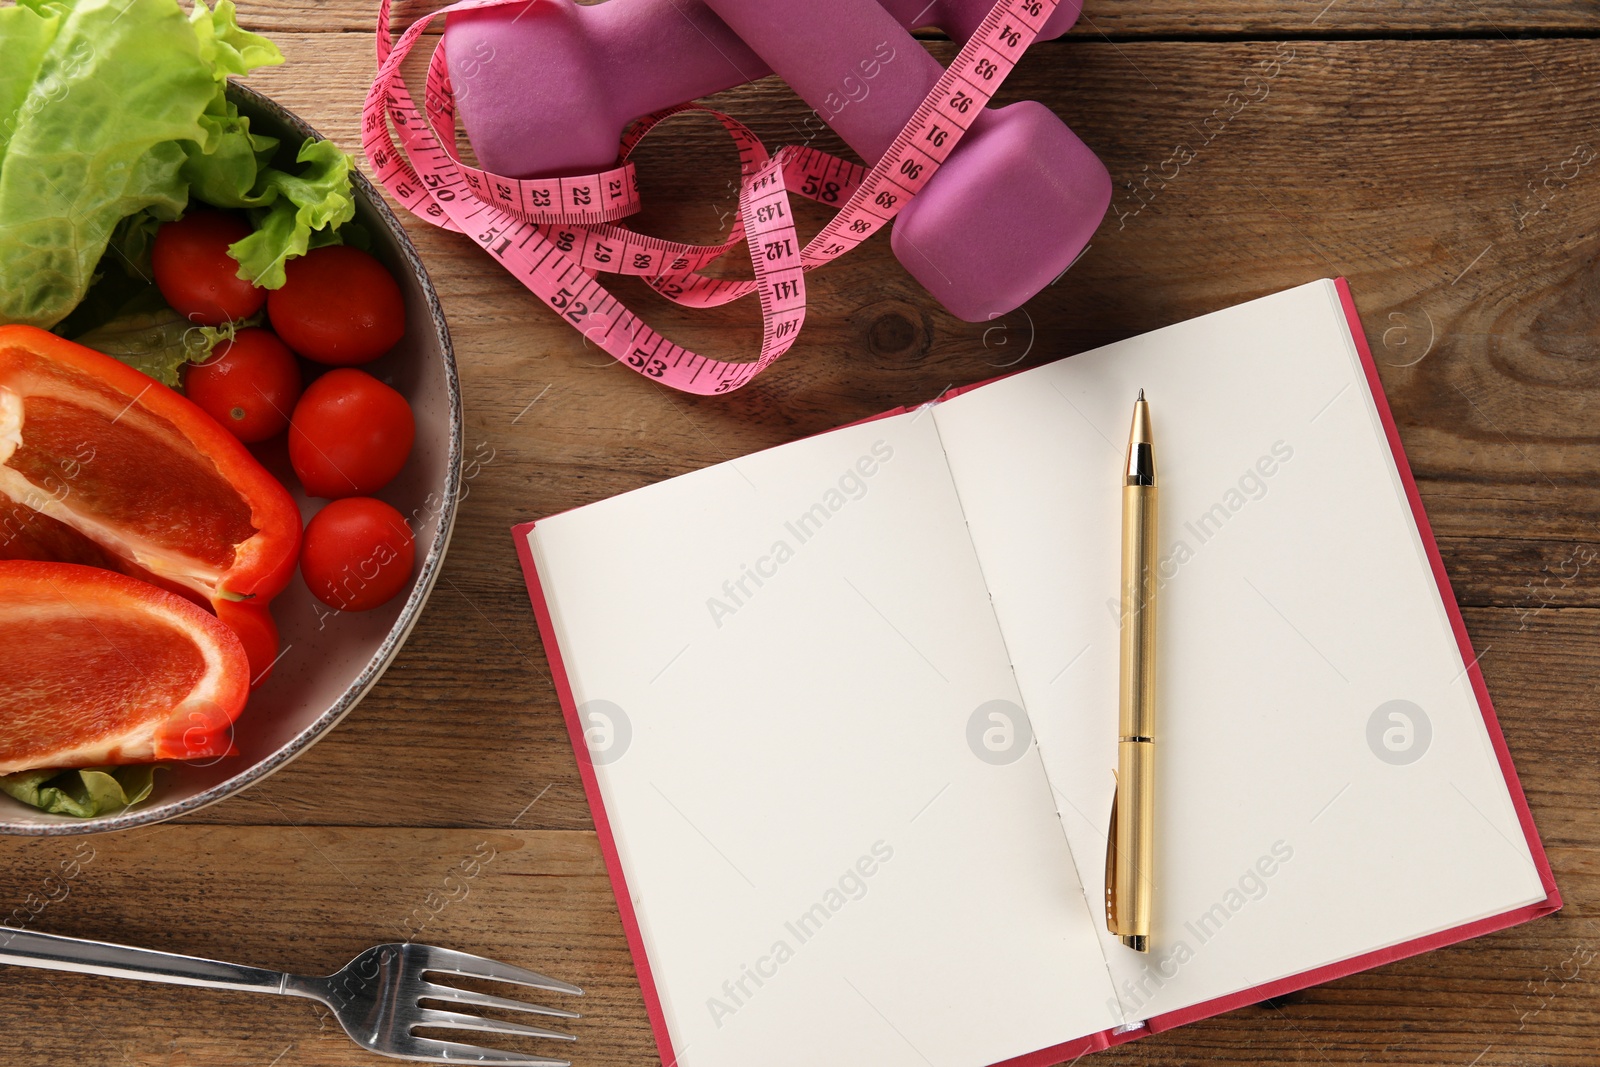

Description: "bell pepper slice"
0 325 300 677
0 561 249 774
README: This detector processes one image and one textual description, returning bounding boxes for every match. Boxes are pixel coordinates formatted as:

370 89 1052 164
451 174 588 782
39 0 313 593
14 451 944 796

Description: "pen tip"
1136 388 1145 402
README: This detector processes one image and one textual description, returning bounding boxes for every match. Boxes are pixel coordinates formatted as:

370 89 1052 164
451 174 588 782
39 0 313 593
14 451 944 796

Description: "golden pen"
1106 388 1157 953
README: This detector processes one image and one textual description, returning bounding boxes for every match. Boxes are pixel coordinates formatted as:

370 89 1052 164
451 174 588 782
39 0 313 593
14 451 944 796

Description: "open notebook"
514 279 1558 1067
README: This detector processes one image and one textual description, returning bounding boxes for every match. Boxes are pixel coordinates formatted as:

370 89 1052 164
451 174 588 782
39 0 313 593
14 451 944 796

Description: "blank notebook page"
528 412 1119 1067
930 279 1548 1023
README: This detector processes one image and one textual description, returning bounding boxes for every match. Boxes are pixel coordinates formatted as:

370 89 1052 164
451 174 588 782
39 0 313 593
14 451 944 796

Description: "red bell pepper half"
0 561 249 774
0 325 301 682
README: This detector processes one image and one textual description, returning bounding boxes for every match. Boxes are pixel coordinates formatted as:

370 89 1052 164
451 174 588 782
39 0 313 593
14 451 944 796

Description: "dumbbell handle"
445 0 1080 178
705 0 952 165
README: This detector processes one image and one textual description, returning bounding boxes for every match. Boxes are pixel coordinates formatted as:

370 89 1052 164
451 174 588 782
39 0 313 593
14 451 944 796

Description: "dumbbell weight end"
702 0 1109 320
893 101 1110 322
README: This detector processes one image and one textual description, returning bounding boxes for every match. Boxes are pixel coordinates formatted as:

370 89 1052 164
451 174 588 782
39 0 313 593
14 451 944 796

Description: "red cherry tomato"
184 328 303 444
301 497 416 612
267 245 406 365
288 368 414 498
151 209 266 326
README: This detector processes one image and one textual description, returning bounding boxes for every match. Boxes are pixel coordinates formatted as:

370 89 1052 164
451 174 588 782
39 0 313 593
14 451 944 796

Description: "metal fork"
0 927 582 1065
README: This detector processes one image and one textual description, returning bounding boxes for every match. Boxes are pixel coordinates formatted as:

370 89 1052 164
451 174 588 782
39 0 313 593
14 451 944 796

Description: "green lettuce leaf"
0 765 159 818
190 0 281 78
176 1 358 289
228 138 358 288
71 288 241 388
181 92 280 209
0 0 217 329
178 0 283 208
0 1 63 167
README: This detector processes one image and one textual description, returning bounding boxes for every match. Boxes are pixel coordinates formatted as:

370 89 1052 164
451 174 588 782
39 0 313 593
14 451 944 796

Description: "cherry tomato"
301 497 415 612
151 209 266 326
288 368 414 498
184 328 303 443
267 245 406 365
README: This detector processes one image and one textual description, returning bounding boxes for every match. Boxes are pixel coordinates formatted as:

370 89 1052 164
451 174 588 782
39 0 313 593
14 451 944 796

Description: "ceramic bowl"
0 83 461 834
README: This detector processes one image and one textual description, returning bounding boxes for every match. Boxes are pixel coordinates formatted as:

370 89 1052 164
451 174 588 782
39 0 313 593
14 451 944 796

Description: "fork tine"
404 1034 572 1067
413 1006 576 1042
415 946 583 996
419 980 581 1020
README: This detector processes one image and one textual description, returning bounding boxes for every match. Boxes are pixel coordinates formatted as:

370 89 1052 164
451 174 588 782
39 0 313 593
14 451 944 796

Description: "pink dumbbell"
443 0 1106 321
699 0 1108 320
442 0 1082 177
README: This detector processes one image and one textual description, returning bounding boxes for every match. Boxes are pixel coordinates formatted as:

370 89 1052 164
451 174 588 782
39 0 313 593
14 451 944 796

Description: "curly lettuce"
179 1 358 288
228 139 358 288
0 0 355 331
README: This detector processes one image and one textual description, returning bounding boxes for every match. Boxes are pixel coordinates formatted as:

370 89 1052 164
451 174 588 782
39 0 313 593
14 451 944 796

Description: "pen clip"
1104 771 1119 934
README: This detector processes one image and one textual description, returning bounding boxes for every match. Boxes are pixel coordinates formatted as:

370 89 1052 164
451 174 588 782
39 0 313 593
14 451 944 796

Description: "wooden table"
4 1 1598 1063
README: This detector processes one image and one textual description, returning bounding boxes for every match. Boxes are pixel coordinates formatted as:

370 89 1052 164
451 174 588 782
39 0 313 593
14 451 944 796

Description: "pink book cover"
511 277 1560 1067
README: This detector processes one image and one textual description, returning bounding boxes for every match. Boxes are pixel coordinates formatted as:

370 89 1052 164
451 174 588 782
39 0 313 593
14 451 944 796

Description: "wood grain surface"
239 0 1600 36
3 1 1599 1065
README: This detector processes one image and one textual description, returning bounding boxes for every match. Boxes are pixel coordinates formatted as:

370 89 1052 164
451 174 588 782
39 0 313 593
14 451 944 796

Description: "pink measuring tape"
365 0 1065 395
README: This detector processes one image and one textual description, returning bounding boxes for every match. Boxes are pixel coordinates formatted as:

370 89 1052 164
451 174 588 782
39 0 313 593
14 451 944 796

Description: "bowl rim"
0 81 464 836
